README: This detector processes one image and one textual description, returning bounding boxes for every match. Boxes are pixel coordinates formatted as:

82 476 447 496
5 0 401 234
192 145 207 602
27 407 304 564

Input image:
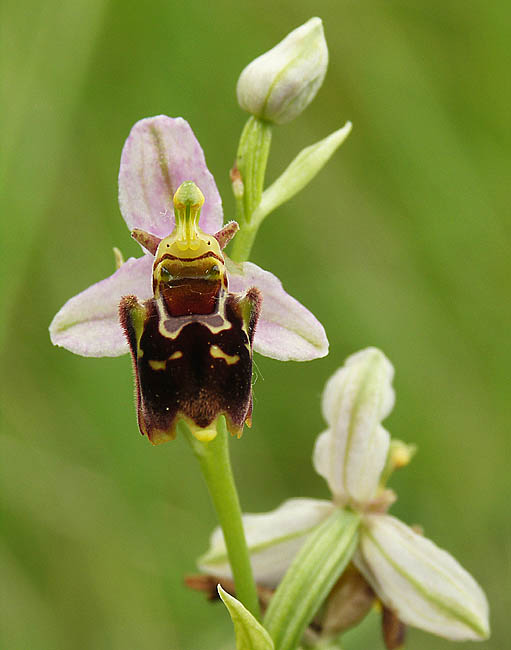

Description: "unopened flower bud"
236 17 328 125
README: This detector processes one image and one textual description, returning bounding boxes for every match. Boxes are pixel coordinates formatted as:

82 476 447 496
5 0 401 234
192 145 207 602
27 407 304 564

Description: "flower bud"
379 439 417 486
236 17 328 125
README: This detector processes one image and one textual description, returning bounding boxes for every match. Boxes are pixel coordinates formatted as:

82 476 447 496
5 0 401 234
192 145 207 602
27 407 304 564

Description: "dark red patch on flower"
120 288 261 444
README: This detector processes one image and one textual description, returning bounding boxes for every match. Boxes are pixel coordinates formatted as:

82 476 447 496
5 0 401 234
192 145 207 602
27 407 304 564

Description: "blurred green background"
1 0 509 648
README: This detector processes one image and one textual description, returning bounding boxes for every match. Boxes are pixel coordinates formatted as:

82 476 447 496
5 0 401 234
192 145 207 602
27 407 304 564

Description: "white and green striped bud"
237 17 328 125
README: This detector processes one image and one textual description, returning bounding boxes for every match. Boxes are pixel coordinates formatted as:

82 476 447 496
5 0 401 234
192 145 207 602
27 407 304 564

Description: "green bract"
251 122 352 227
219 586 274 650
263 509 360 650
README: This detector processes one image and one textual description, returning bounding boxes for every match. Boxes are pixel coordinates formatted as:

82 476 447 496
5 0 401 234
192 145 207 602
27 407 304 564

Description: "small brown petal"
382 605 407 650
184 574 274 611
321 565 376 636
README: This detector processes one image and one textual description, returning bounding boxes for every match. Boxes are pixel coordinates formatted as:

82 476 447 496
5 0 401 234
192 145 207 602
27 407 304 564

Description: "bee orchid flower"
49 116 328 443
200 348 489 643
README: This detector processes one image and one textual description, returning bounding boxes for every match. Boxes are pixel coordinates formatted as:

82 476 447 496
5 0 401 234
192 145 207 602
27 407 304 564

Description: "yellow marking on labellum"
156 298 232 339
169 350 183 360
150 428 175 445
149 359 167 371
193 428 217 442
184 417 219 443
120 296 146 361
210 345 239 365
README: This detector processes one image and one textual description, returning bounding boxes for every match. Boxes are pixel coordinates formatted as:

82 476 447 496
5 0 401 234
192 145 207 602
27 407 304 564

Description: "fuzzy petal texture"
227 261 328 361
355 515 490 641
199 498 334 588
118 115 223 238
49 255 153 357
313 348 394 504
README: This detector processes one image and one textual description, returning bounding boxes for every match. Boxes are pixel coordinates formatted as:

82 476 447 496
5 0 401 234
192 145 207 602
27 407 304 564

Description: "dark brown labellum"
120 287 261 444
120 183 261 444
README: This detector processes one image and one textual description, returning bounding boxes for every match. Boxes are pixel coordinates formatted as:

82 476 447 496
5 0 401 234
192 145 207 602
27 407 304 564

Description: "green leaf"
263 508 360 650
252 123 352 226
218 585 274 650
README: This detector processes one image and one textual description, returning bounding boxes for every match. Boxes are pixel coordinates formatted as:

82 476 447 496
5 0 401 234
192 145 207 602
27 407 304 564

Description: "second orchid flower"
200 348 489 645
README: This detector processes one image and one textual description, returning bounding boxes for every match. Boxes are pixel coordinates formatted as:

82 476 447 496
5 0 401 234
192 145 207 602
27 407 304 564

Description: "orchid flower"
49 116 328 443
200 348 489 643
50 115 327 362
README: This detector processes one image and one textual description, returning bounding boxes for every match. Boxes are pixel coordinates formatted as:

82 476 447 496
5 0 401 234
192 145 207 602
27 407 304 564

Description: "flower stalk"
183 417 261 620
230 116 272 262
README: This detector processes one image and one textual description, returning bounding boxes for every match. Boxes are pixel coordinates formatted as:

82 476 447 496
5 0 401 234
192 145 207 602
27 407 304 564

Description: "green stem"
187 115 270 620
229 224 258 263
237 116 272 219
184 418 261 620
230 116 272 262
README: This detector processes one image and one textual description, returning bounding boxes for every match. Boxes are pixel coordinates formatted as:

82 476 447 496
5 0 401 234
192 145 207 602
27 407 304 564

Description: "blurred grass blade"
0 0 108 346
